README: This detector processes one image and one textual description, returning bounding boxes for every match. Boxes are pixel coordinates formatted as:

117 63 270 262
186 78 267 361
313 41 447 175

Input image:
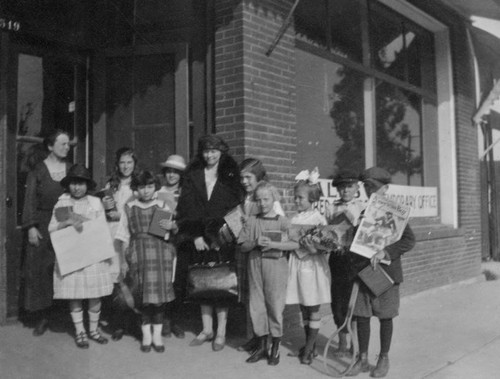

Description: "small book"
357 265 394 297
262 230 283 242
55 206 73 222
148 208 173 238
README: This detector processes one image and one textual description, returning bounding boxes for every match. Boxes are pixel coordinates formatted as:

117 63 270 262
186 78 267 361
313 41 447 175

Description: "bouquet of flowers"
302 225 341 252
289 225 342 253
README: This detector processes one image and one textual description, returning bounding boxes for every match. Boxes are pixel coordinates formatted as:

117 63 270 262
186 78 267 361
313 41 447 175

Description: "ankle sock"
70 310 85 335
88 310 100 333
142 324 152 346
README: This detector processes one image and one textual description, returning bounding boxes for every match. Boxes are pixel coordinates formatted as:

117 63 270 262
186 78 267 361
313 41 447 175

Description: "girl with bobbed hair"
115 170 177 353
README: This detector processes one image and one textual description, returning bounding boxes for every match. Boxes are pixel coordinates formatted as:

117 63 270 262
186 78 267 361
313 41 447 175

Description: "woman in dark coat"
176 134 244 352
22 130 71 335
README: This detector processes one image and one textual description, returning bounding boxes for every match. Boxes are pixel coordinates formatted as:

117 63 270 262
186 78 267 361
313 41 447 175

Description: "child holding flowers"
286 168 332 365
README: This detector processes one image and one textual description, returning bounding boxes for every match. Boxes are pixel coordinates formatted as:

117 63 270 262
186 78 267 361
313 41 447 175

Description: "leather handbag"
186 250 238 302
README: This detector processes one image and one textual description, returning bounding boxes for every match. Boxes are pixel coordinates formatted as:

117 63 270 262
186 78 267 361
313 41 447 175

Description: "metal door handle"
6 196 12 208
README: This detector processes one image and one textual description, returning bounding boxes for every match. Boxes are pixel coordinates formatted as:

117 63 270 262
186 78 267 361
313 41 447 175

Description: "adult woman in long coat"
22 130 71 335
176 134 244 351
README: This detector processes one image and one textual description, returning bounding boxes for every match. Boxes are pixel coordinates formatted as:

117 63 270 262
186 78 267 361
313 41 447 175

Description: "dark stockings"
356 317 393 355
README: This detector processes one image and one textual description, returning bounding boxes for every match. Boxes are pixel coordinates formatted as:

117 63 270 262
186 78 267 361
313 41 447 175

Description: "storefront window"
369 1 436 91
295 0 363 62
375 81 423 185
296 49 365 177
295 0 437 187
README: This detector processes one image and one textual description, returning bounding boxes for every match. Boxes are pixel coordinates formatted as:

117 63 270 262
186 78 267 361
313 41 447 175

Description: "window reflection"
295 0 362 62
375 81 423 185
296 47 365 177
369 2 434 90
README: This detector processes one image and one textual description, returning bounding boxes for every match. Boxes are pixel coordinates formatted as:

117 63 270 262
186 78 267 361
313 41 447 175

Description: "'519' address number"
0 18 21 32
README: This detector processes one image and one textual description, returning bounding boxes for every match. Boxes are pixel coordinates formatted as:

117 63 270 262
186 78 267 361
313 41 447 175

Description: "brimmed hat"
198 134 229 154
60 164 96 190
160 154 186 171
331 169 359 187
359 167 391 188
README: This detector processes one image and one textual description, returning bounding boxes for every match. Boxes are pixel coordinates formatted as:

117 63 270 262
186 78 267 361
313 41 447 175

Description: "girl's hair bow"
295 167 320 185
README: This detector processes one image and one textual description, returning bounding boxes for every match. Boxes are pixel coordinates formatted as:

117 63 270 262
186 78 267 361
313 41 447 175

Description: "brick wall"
214 0 297 206
400 1 483 295
214 0 482 302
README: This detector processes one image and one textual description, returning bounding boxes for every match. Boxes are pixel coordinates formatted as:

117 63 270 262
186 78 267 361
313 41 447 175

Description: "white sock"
152 324 164 346
70 310 86 335
142 324 152 346
88 310 100 332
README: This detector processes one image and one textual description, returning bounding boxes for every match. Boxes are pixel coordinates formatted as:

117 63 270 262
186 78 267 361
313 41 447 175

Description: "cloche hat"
60 164 96 190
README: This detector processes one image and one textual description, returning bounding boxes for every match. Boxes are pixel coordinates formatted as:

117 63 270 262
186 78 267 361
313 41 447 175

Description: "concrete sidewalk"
1 263 500 379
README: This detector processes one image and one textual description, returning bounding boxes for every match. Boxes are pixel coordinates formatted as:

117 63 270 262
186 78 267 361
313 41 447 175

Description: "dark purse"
186 250 238 302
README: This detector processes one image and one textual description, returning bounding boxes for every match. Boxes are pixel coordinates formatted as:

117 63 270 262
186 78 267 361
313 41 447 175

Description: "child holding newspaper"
49 164 114 349
347 167 415 378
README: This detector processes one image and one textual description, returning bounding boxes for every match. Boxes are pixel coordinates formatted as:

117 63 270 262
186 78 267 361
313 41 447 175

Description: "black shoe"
111 329 124 341
237 336 259 353
171 324 185 339
267 338 281 366
162 319 172 337
152 343 165 353
246 336 268 363
300 349 314 365
33 318 49 336
75 332 89 349
89 330 108 344
140 344 152 353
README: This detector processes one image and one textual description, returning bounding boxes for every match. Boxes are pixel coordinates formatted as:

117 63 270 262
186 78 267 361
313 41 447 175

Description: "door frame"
0 35 89 323
92 42 189 183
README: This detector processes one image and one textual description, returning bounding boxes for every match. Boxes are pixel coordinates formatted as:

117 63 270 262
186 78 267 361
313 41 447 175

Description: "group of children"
46 144 414 378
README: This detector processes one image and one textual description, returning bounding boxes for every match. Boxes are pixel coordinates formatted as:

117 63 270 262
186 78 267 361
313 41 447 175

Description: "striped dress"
115 199 175 305
49 194 114 299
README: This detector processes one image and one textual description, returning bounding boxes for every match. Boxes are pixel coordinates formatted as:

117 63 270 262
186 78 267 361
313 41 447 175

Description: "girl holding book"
239 181 296 366
157 154 187 339
101 147 137 340
48 164 114 349
237 158 285 353
286 168 331 365
115 170 177 353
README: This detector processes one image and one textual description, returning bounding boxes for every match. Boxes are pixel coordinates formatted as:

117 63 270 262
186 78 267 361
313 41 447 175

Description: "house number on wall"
0 18 21 32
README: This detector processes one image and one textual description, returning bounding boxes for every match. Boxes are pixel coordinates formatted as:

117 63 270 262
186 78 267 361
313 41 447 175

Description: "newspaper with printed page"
350 193 411 261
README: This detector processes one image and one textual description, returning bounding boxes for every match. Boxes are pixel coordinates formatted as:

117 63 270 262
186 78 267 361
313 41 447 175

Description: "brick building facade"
0 0 496 322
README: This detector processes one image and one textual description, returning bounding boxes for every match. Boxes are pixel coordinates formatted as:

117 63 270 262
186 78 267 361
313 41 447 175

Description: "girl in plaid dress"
49 164 114 349
115 171 177 353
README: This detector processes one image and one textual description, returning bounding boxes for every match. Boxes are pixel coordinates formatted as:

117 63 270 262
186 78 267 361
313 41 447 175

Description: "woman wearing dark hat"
326 169 366 356
48 164 114 349
21 129 71 336
177 134 245 351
